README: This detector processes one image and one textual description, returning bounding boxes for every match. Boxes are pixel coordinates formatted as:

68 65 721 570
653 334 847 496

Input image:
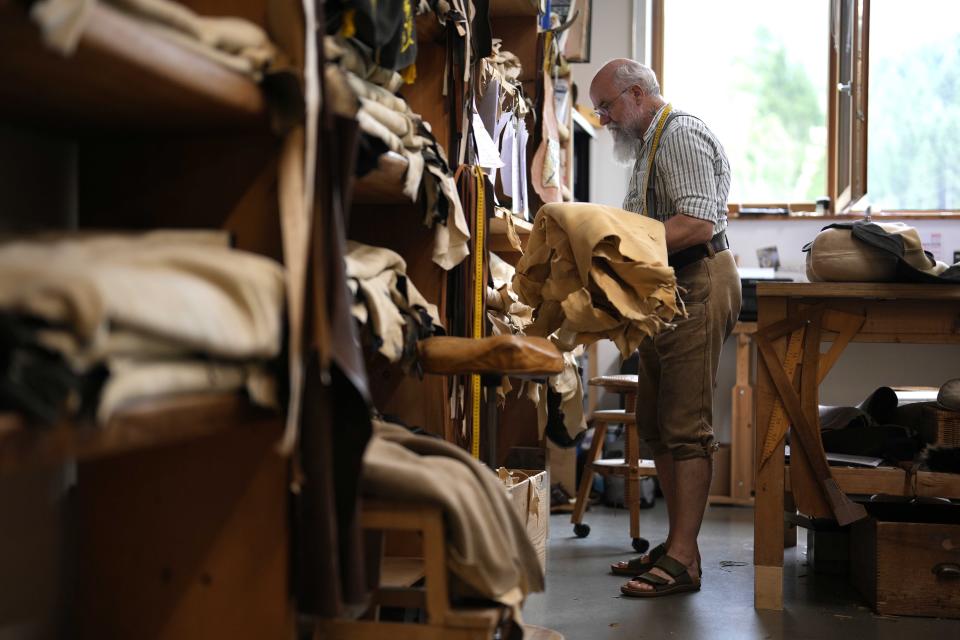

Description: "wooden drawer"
851 506 960 618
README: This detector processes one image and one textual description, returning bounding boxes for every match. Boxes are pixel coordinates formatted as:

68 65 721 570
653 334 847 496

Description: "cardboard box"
503 469 549 572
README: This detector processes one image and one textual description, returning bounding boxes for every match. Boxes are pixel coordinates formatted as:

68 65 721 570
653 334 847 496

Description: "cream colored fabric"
97 359 277 423
513 203 682 360
806 221 947 282
31 0 276 79
362 420 544 605
0 232 285 359
344 241 442 363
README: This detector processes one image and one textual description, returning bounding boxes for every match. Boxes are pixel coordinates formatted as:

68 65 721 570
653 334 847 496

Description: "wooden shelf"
0 393 279 476
491 0 540 17
0 0 267 130
353 151 414 205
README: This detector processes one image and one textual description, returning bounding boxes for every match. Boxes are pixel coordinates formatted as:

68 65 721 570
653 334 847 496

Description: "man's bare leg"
612 452 676 572
626 455 712 591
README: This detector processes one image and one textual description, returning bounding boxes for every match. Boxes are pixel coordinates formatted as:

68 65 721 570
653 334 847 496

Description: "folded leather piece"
96 359 277 423
31 0 277 79
0 232 285 423
362 419 544 605
0 232 285 360
513 203 682 360
417 335 563 377
344 241 443 367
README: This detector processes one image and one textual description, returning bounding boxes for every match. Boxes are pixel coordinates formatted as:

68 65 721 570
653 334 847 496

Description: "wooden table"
753 282 960 610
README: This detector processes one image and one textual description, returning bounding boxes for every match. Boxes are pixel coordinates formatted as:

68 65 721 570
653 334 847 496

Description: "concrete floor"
522 501 959 639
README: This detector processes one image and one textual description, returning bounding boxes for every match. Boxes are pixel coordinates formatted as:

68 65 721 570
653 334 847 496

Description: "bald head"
590 58 660 103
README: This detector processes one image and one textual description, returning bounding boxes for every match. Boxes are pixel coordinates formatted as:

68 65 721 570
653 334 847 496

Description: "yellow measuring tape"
641 103 673 216
760 326 805 468
470 166 486 459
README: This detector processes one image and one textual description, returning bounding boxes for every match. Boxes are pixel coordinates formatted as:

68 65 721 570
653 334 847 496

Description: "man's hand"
663 213 715 254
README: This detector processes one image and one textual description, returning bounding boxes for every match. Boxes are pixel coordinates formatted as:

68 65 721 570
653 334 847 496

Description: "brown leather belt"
668 231 729 270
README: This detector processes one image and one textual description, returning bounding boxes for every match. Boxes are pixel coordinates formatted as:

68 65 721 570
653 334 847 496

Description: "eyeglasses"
593 86 633 119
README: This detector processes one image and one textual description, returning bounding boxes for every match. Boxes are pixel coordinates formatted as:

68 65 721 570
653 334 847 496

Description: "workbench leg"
754 297 787 611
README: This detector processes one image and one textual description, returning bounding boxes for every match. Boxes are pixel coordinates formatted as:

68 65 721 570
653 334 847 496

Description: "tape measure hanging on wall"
470 165 486 459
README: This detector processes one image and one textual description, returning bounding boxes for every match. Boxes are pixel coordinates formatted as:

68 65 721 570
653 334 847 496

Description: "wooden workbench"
753 282 960 610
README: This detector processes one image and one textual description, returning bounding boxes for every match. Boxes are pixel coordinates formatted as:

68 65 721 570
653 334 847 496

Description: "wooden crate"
921 404 960 447
503 469 548 572
850 504 960 618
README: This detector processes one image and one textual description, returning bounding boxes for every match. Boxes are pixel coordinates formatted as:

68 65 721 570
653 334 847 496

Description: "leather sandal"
610 542 666 576
620 555 701 598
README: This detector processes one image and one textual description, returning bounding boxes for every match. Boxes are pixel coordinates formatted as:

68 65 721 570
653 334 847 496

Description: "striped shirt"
622 104 731 235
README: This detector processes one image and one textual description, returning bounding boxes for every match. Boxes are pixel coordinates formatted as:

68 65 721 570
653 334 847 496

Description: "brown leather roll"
418 335 564 377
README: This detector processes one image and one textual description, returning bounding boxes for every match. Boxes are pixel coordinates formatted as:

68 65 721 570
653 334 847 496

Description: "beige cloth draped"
513 202 682 360
362 420 544 606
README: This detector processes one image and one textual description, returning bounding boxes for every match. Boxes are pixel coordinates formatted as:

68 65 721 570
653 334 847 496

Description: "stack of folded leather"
324 33 471 271
0 231 284 423
513 202 682 360
344 241 444 371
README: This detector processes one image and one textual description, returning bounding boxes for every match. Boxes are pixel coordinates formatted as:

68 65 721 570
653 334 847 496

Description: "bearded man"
590 58 741 598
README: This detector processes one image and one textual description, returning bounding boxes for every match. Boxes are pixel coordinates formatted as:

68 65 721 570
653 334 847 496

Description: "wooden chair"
315 501 564 640
570 375 657 553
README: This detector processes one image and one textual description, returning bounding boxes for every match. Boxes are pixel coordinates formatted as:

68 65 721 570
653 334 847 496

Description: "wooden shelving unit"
0 1 293 635
0 0 267 130
0 394 279 477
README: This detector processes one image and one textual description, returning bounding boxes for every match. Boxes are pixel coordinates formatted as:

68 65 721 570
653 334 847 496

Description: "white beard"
610 126 639 166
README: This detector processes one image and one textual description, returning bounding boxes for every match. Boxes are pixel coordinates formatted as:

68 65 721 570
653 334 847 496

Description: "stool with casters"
570 375 657 553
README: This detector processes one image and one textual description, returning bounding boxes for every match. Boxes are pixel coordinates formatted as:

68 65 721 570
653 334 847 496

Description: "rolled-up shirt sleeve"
657 124 721 224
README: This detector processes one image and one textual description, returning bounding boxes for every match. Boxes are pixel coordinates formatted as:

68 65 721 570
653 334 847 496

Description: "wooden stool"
316 501 566 639
570 375 657 553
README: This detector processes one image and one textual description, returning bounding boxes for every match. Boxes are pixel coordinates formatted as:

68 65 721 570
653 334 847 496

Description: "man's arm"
663 213 715 254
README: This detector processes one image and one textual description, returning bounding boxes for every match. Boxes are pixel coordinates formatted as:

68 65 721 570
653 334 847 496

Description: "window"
658 0 829 204
865 0 960 211
652 0 960 214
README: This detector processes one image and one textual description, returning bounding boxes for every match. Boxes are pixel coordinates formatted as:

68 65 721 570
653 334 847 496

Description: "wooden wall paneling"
77 133 283 260
76 422 292 639
495 383 541 467
490 18 539 83
400 38 452 156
